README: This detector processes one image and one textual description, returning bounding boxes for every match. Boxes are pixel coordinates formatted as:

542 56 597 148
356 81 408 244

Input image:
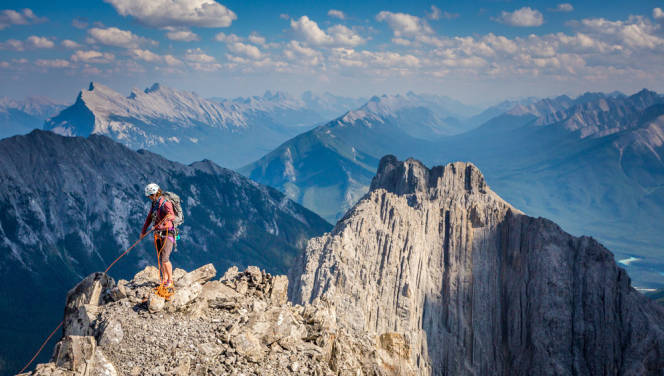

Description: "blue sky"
1 0 663 104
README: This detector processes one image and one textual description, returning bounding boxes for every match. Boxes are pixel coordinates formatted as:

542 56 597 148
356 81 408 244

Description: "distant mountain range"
0 130 331 375
244 89 664 289
0 96 65 139
42 83 366 168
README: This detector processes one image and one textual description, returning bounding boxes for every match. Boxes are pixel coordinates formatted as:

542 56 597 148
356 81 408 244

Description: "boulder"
53 335 96 373
147 294 165 313
231 330 266 363
176 264 216 287
97 319 123 346
131 266 159 286
269 275 288 306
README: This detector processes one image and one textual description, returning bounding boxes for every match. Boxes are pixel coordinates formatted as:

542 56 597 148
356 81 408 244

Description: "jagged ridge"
290 155 664 375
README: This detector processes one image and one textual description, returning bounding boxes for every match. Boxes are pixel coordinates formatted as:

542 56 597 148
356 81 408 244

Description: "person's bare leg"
164 261 173 286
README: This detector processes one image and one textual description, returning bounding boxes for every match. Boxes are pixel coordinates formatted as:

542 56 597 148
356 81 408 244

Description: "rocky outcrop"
290 155 664 375
20 264 412 376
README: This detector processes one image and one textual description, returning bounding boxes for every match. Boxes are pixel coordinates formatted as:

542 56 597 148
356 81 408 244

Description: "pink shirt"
142 197 175 234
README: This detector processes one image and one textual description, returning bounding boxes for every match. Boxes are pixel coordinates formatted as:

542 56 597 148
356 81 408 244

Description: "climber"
141 183 176 289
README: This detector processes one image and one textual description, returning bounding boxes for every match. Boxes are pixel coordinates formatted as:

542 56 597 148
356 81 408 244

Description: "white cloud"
496 7 544 27
1 36 54 50
580 16 664 49
284 41 322 66
428 5 442 20
36 59 70 68
328 10 345 20
71 50 115 63
291 16 332 44
131 48 161 62
0 39 24 51
166 29 199 42
654 8 664 19
184 47 221 70
0 61 9 68
104 0 236 28
26 35 54 48
376 11 433 37
552 3 574 12
215 32 241 43
0 8 46 30
163 54 183 66
248 32 266 46
280 13 290 20
290 16 364 46
62 39 81 49
185 48 216 63
72 18 88 29
227 42 262 59
88 27 155 48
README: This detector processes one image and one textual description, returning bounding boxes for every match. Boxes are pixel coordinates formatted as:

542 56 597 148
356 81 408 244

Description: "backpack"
161 191 184 228
152 191 185 229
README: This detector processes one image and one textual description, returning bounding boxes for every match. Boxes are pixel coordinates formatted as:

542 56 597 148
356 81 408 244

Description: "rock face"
290 155 664 375
20 264 410 376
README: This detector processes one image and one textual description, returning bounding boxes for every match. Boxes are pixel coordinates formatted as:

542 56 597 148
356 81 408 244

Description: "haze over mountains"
0 130 330 375
41 83 366 168
0 96 65 139
244 88 664 289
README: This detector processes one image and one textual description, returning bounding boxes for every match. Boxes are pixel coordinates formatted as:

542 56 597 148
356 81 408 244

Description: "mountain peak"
371 155 487 197
144 82 161 94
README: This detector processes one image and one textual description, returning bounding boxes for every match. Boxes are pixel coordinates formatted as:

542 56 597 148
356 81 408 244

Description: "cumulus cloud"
496 7 544 27
428 5 458 20
1 36 54 50
36 59 70 68
0 8 46 30
215 32 241 43
551 3 574 12
227 42 262 59
580 16 664 49
62 39 81 49
376 11 433 37
72 17 88 29
163 54 183 66
88 27 156 49
0 39 24 51
328 10 345 20
104 0 236 28
185 48 215 63
248 32 266 46
130 48 161 62
654 8 664 19
27 35 54 48
71 50 115 63
166 29 199 42
183 47 220 71
284 41 322 65
291 16 364 46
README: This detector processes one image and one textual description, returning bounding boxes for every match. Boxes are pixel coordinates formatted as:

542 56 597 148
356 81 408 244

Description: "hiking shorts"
156 235 174 264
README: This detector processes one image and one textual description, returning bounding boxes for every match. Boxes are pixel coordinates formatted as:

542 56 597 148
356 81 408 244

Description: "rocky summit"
20 263 410 376
290 155 664 375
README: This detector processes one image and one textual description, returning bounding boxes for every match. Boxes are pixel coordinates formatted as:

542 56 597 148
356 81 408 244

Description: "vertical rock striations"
290 155 664 375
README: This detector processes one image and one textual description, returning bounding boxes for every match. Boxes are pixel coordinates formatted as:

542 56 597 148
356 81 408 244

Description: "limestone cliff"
289 155 664 375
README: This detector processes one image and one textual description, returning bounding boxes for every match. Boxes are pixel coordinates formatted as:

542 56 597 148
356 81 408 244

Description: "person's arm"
141 205 154 237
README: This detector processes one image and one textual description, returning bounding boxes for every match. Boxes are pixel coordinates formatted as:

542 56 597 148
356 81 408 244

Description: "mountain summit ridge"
290 155 664 375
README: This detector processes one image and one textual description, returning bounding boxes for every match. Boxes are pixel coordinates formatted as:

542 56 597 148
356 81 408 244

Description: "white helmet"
144 183 160 197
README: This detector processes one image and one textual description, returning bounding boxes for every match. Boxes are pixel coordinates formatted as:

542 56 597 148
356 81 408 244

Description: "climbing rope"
18 216 168 375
